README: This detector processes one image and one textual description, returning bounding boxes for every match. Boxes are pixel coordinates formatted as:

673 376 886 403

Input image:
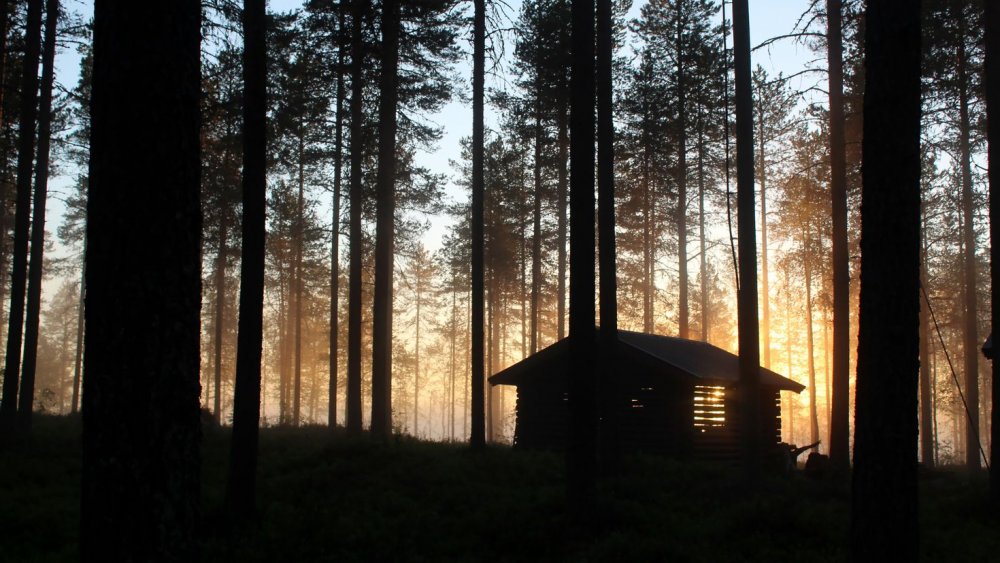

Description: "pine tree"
850 0 921 558
227 0 267 519
82 2 202 558
0 0 41 433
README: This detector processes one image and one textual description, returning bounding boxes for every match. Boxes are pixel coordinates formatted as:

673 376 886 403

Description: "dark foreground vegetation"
1 416 997 562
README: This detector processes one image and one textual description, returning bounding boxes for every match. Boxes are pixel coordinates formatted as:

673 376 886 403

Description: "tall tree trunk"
567 0 597 502
71 250 85 415
757 91 770 369
0 0 11 350
414 276 421 436
346 0 367 434
851 1 921 558
956 8 980 470
0 0 41 432
698 119 709 342
450 286 457 440
732 0 763 479
213 220 227 424
370 0 400 440
293 134 305 426
827 0 850 471
804 234 819 451
470 0 486 449
919 213 933 467
531 92 542 354
227 0 267 515
675 1 688 340
597 0 618 467
329 3 346 428
557 103 568 341
82 2 201 558
985 0 1000 505
17 0 58 431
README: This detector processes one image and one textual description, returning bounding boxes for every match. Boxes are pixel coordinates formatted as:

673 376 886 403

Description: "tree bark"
827 0 850 471
850 1 921 558
557 103 568 341
956 6 980 471
17 0 58 431
567 0 597 502
346 0 367 434
213 219 227 424
370 0 400 440
0 0 41 432
675 1 688 340
293 133 305 426
82 2 202 558
329 2 346 429
226 0 267 519
732 0 763 479
470 0 486 449
597 0 618 469
804 233 819 451
986 0 1000 505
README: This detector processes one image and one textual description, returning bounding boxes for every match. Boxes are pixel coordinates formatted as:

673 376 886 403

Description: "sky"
41 0 822 293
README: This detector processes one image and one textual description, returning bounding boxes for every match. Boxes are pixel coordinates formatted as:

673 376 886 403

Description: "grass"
1 415 996 562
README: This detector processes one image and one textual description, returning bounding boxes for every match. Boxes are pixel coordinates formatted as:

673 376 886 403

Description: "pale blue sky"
43 1 822 282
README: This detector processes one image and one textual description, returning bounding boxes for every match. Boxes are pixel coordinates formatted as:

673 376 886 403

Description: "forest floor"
1 415 997 562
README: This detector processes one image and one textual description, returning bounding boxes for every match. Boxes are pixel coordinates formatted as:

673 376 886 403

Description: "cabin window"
693 385 726 431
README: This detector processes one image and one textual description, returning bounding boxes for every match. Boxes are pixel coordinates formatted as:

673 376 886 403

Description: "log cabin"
489 329 805 460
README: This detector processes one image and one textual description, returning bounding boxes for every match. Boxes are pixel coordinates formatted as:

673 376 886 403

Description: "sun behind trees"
1 0 999 559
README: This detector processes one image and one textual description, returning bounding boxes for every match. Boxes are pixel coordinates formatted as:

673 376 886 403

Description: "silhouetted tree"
370 0 400 440
826 0 850 472
81 2 202 559
470 0 486 449
985 0 999 505
732 0 762 478
346 0 367 434
567 0 596 501
851 0 921 559
17 0 58 431
227 0 267 520
596 0 618 466
0 0 41 433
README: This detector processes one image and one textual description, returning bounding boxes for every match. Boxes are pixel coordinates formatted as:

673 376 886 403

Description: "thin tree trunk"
370 0 400 440
698 119 708 342
557 104 568 341
213 220 227 424
758 90 770 369
71 248 86 415
17 0 58 431
531 94 541 354
329 3 346 429
732 0 763 479
227 0 266 509
414 275 421 436
827 0 850 471
470 0 486 448
850 1 921 558
0 0 42 431
956 7 980 470
984 0 1000 504
804 234 819 451
920 218 933 467
676 1 688 340
346 0 367 434
450 285 457 440
293 134 305 426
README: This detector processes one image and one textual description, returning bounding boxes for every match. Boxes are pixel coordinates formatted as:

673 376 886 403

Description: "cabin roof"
488 329 805 393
